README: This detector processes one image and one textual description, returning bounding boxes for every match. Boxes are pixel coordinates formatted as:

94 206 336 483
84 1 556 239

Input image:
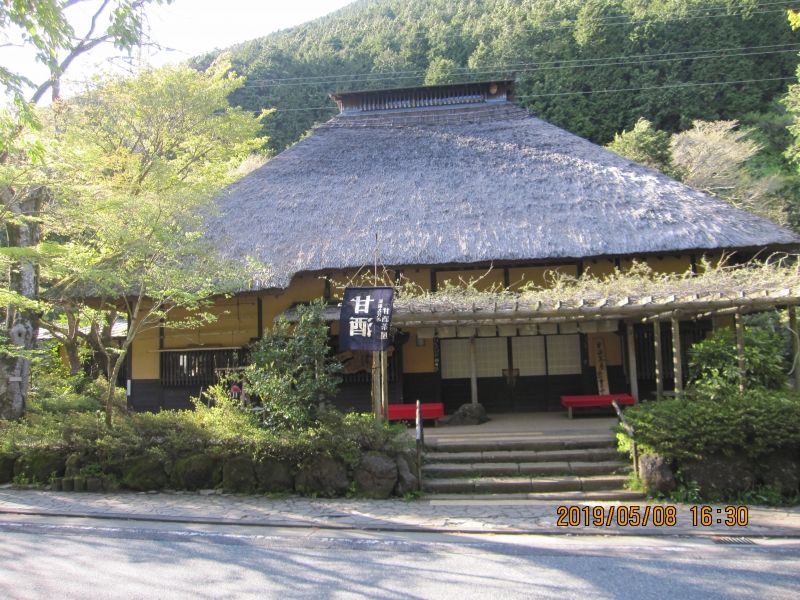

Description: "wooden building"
126 81 799 414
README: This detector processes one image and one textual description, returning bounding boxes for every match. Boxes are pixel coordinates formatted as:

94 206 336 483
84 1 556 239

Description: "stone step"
422 474 630 495
425 447 623 464
425 436 616 453
425 490 647 502
423 460 628 479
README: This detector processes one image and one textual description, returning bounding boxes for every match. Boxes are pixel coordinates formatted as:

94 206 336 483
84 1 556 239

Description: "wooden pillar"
380 350 389 418
653 320 664 400
626 323 639 402
671 315 683 394
790 306 800 392
371 351 383 423
469 336 478 405
735 311 746 393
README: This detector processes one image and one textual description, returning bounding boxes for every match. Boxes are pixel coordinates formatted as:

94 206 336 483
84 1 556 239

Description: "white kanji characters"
349 316 374 338
350 294 374 315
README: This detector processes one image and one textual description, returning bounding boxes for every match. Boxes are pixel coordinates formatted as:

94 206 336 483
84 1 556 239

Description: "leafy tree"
244 300 341 431
197 0 795 154
671 120 785 223
27 60 268 425
606 118 673 173
0 0 172 420
687 324 788 401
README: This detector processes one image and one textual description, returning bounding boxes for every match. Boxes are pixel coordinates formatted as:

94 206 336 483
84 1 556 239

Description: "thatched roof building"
208 81 798 288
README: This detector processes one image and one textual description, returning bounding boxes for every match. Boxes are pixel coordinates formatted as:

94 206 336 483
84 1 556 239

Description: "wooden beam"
653 320 664 400
380 350 389 418
671 316 683 395
626 323 639 402
371 351 382 422
469 336 479 405
790 306 800 392
735 311 746 393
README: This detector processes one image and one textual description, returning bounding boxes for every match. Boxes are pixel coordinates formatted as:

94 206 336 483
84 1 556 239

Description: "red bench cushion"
387 403 444 420
560 394 635 408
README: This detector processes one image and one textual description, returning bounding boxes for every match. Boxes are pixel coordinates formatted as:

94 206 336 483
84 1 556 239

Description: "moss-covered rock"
13 450 65 484
0 454 17 484
353 451 397 499
64 453 85 478
295 456 349 497
222 456 256 493
173 454 222 490
681 452 755 500
758 451 800 497
255 459 294 493
121 456 168 491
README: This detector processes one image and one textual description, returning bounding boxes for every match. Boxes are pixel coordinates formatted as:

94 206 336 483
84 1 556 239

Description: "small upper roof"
208 81 799 289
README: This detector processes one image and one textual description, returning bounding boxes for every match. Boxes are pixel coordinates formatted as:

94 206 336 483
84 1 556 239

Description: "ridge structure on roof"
209 80 799 289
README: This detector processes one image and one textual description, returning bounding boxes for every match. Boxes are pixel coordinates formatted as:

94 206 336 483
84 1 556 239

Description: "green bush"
687 324 788 397
0 385 409 494
621 390 800 462
244 299 342 430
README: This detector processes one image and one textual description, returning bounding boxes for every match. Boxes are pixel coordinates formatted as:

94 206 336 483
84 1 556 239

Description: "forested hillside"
192 0 797 153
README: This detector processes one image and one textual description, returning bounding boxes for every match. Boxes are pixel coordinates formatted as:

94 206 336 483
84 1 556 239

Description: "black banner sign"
339 287 394 351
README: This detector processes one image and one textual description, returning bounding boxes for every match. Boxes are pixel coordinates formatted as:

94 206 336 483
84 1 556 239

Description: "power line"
310 2 796 49
515 75 797 99
259 1 795 80
269 75 797 113
239 44 800 89
248 41 800 84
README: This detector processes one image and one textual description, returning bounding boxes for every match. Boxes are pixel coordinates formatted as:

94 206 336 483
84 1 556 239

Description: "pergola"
391 260 800 402
282 260 800 417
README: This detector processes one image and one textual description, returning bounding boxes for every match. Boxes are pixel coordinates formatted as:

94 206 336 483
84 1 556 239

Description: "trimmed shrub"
13 450 65 484
173 454 222 490
621 390 800 463
121 456 168 491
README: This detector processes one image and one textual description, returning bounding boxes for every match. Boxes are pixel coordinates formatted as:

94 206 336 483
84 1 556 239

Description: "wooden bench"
387 402 445 422
560 394 635 419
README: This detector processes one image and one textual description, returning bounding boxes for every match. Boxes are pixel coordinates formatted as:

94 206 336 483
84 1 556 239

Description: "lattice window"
512 336 547 376
440 338 471 379
475 337 507 377
546 335 581 375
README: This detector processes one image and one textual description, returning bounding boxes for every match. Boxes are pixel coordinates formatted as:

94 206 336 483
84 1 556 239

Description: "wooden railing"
160 348 248 388
612 399 639 475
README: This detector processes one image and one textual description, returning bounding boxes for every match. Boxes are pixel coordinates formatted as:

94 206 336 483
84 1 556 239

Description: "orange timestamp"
555 505 750 527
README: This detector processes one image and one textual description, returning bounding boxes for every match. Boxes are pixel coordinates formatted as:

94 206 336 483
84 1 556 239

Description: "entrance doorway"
439 334 584 412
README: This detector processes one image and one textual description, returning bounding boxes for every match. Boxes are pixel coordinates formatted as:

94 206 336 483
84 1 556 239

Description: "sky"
143 0 354 65
3 0 354 102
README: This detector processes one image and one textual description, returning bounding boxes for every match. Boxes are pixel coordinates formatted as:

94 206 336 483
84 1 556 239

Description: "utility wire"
269 75 797 113
238 44 800 89
273 1 795 57
246 42 800 84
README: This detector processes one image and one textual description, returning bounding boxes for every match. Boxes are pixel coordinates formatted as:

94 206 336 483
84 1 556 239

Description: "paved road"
0 515 799 599
3 489 800 536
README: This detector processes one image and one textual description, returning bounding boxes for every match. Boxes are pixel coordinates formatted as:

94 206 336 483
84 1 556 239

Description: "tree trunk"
104 341 129 428
0 187 45 420
63 338 83 376
83 311 119 381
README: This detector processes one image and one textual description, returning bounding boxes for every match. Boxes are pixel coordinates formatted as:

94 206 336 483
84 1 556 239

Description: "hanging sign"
339 287 394 351
593 337 610 395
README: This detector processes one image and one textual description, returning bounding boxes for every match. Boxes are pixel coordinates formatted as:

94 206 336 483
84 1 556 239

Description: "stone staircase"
422 435 644 501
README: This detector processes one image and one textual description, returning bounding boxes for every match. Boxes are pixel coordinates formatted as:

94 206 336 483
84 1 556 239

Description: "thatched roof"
209 81 799 289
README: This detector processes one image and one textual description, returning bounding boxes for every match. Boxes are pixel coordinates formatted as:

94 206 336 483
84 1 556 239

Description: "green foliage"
244 300 342 430
606 118 673 172
687 324 788 398
25 61 270 424
193 0 796 153
0 383 408 494
621 390 800 463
